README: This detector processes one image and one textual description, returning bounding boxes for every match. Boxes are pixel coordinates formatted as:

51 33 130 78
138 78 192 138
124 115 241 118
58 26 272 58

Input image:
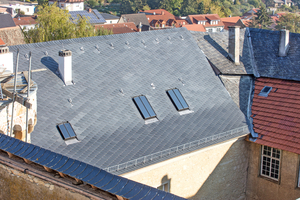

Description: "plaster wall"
122 137 249 199
246 142 300 200
0 91 37 142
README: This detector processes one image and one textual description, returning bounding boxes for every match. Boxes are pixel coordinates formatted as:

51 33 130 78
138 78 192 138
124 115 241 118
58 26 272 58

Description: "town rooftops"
250 77 300 155
9 28 248 175
69 9 106 24
249 28 300 81
221 16 241 30
120 13 150 31
0 13 16 28
13 16 37 26
100 12 119 20
182 24 205 32
95 22 137 34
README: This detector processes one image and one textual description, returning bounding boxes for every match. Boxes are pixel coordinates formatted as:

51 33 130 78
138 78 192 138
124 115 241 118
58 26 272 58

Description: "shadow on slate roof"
190 29 254 75
249 28 300 81
0 13 16 28
9 28 248 175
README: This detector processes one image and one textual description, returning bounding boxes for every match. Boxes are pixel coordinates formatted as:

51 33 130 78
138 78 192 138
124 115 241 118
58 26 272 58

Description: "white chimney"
228 26 240 65
279 29 289 57
0 46 13 73
58 50 73 85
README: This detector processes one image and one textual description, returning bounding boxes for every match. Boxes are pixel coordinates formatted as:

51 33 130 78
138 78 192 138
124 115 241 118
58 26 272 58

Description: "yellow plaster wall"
246 142 300 200
122 136 249 199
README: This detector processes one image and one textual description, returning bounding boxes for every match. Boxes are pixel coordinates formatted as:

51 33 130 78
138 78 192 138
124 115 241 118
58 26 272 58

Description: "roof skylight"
133 95 156 120
258 86 272 97
167 88 189 111
57 122 77 140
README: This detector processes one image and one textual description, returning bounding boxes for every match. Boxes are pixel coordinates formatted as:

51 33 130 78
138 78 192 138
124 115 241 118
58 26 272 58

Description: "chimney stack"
161 11 164 15
0 46 13 73
138 22 142 32
279 29 289 56
228 26 240 65
58 50 73 85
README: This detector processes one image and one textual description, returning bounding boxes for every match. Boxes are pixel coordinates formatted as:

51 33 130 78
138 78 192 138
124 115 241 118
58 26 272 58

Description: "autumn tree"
23 3 112 43
276 13 300 33
250 6 272 29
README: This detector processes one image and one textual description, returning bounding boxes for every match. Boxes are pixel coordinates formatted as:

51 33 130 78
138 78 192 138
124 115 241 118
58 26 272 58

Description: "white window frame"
261 145 281 181
157 181 170 192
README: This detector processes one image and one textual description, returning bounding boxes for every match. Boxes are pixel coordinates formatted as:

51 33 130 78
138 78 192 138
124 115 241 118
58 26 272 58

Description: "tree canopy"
24 3 112 43
276 13 300 33
250 6 272 28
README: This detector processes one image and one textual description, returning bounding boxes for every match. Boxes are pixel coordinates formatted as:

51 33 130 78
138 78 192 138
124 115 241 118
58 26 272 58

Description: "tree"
23 3 112 43
265 0 274 8
250 6 272 29
87 0 99 8
159 0 183 15
120 0 133 14
275 13 300 33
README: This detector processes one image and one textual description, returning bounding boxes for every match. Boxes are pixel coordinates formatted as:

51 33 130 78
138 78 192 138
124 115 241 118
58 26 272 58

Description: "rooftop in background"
221 16 241 30
9 28 248 175
69 9 106 24
182 24 205 32
187 14 224 29
119 13 150 31
139 9 173 16
100 12 119 20
249 28 300 81
0 38 5 45
0 13 16 28
95 22 137 34
250 77 300 155
13 16 37 26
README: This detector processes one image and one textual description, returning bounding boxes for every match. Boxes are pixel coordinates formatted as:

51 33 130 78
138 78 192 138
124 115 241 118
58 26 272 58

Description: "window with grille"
261 145 281 181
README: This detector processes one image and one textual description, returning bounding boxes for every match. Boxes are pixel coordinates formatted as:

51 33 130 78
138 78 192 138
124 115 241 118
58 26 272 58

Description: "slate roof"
0 133 186 199
249 28 300 81
100 13 119 20
0 13 16 28
190 29 254 75
9 28 248 175
120 13 150 31
250 77 300 155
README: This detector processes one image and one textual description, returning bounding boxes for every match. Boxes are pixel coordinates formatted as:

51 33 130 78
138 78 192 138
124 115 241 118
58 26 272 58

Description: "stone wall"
122 137 249 199
246 142 300 200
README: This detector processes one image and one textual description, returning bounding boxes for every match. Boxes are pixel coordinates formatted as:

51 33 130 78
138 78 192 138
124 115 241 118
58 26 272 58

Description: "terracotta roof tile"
252 77 300 154
95 22 137 34
188 14 224 28
13 16 37 26
221 17 241 30
0 38 5 46
182 24 206 32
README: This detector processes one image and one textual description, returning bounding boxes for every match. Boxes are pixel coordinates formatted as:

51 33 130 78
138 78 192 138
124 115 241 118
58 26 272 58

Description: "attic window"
57 122 77 140
258 86 272 97
133 95 156 120
167 88 189 111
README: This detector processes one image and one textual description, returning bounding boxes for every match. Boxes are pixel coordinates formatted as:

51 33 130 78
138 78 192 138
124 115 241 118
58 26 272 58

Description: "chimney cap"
59 49 72 57
0 46 9 54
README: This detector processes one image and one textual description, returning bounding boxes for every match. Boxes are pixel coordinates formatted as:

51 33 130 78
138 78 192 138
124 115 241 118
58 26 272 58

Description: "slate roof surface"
9 28 248 174
120 13 150 31
190 29 254 75
251 77 300 155
249 28 300 81
100 13 119 20
0 13 16 28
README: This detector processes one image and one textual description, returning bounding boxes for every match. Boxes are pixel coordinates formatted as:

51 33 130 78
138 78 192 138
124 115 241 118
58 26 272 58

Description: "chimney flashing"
228 26 240 65
278 29 289 57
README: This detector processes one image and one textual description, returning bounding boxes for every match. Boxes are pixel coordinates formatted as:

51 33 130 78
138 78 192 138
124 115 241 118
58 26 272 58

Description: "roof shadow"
41 56 63 82
204 34 229 58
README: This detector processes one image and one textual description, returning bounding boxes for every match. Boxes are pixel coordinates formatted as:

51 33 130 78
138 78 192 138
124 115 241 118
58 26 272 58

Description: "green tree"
198 2 205 14
265 0 274 7
159 0 183 15
248 0 259 7
120 0 133 14
275 13 300 33
87 0 99 8
23 3 112 43
250 6 272 28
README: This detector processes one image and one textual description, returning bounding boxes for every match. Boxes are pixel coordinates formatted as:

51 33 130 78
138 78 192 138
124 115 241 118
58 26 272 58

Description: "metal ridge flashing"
246 27 260 78
0 133 186 200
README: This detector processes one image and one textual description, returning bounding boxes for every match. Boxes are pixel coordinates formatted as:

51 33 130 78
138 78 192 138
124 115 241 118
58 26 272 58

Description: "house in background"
119 13 150 31
101 12 119 24
13 16 37 31
0 2 36 17
48 0 84 11
5 28 250 199
95 22 137 34
187 14 224 32
0 14 25 45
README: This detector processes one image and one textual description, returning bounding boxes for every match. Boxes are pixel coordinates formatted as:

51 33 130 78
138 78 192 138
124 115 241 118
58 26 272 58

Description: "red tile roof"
221 16 241 30
13 16 37 26
0 38 5 46
182 24 206 32
251 77 300 154
95 22 137 34
141 9 173 16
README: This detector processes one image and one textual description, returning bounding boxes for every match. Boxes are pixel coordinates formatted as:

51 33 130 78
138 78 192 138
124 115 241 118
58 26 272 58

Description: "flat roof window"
167 88 189 111
133 95 156 120
259 86 272 97
57 122 77 140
